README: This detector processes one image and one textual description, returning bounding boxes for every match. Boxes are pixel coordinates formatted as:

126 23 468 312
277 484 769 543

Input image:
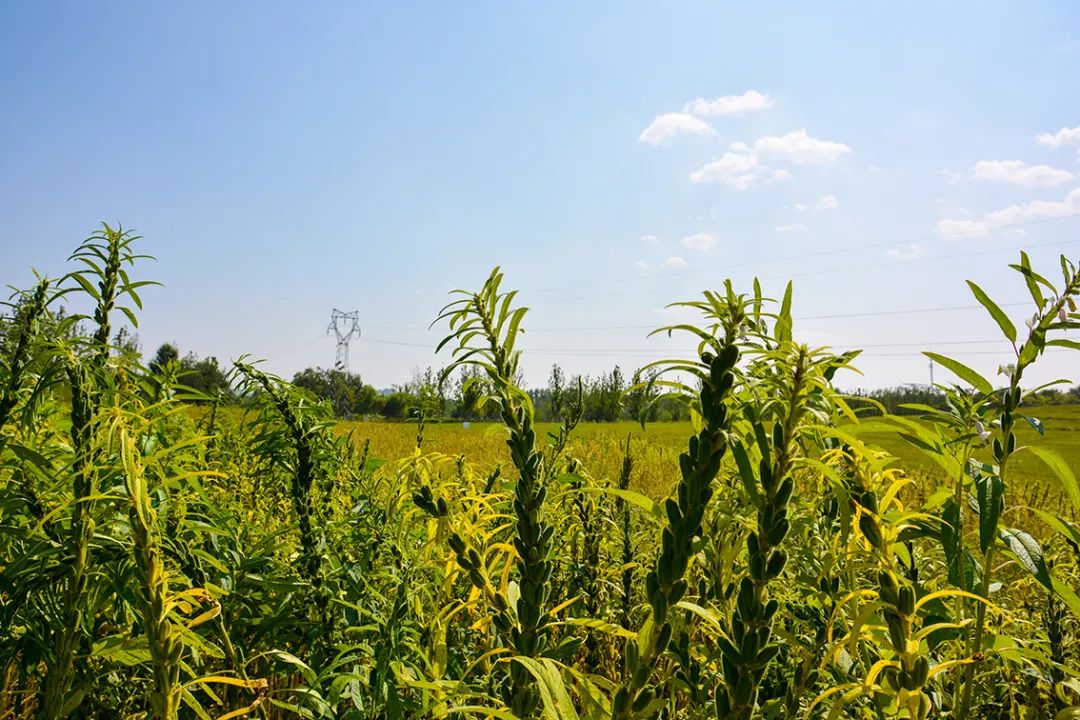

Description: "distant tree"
179 353 230 398
113 326 141 360
404 366 448 419
624 367 660 424
1022 384 1080 406
380 391 414 419
452 365 491 420
150 343 180 374
583 365 625 422
292 366 379 417
845 384 947 415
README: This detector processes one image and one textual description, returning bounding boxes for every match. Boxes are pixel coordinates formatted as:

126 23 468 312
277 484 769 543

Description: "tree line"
2 305 1075 422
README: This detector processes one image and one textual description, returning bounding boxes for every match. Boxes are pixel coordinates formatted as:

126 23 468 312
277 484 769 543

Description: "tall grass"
1 226 1079 719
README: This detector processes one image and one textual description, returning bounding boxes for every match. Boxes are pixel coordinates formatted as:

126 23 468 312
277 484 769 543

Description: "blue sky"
2 2 1080 390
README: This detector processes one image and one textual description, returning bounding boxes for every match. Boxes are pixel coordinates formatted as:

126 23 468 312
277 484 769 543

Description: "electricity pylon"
327 309 360 372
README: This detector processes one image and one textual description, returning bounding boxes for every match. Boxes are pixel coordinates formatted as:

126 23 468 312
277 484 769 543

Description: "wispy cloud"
816 194 839 210
753 129 852 164
683 90 773 117
972 160 1074 187
775 224 808 233
640 89 773 147
639 113 716 145
681 232 717 250
936 219 989 238
689 150 761 189
937 187 1080 238
635 259 649 270
641 234 660 244
938 168 962 185
662 256 688 270
885 243 924 259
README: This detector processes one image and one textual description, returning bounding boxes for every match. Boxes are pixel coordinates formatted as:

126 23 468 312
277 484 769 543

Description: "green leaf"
1047 338 1080 351
1014 252 1046 307
975 474 1003 554
510 657 580 720
68 272 101 301
1049 571 1080 621
1020 446 1080 510
924 352 993 395
266 650 318 685
1055 708 1080 720
999 527 1051 588
6 442 53 470
775 281 793 343
92 635 151 666
941 499 965 588
730 441 763 510
967 280 1016 343
1018 414 1044 435
575 486 663 521
1019 340 1041 366
1031 509 1080 548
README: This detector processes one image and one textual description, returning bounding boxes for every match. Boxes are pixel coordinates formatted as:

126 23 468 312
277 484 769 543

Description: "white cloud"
775 224 808 233
769 169 793 181
639 112 716 145
938 168 962 185
817 194 839 210
681 232 717 251
886 243 924 259
689 151 762 189
662 256 687 270
937 187 1080 238
972 160 1074 187
635 259 649 270
936 219 989 238
753 129 852 164
641 234 660 244
984 187 1080 225
1035 125 1080 149
684 90 774 117
792 203 808 211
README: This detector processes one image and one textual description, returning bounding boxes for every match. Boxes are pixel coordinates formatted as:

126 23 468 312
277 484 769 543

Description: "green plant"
435 267 555 716
611 285 745 720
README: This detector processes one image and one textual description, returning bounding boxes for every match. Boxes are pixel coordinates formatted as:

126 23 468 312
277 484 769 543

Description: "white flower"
1059 306 1069 323
975 419 991 442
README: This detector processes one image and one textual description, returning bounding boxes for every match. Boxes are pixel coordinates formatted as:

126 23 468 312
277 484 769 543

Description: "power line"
348 237 1078 335
531 236 1080 306
356 335 1060 360
358 299 1036 335
522 212 1080 295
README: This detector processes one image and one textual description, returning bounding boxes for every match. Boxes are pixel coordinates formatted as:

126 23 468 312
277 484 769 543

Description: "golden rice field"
333 409 1080 507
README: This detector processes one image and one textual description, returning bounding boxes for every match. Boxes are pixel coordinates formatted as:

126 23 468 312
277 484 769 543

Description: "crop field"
335 410 1080 503
2 226 1080 720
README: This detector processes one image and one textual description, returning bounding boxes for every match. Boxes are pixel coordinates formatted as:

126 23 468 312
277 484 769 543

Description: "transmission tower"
327 309 361 372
